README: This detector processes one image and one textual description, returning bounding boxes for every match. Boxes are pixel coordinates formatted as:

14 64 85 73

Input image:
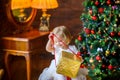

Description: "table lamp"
31 0 58 31
11 0 31 22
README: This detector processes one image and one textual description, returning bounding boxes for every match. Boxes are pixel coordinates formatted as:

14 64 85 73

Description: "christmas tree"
75 0 120 80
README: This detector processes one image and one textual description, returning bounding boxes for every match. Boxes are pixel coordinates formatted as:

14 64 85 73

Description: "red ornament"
107 0 111 5
91 30 95 34
108 65 113 70
96 55 101 61
98 8 104 13
78 36 82 41
118 31 120 36
110 31 116 37
89 9 93 15
80 64 85 68
95 1 99 6
77 51 82 56
92 16 97 20
85 28 91 34
102 65 106 68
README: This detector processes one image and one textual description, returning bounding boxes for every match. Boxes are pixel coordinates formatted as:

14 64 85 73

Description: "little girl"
38 26 88 80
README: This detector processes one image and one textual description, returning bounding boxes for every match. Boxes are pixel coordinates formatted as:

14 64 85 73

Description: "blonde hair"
52 26 72 44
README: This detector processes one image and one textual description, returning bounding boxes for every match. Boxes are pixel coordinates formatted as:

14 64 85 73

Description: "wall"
0 0 84 36
32 0 84 36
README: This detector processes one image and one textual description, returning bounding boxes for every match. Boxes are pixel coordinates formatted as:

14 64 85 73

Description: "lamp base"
39 14 50 32
39 25 49 31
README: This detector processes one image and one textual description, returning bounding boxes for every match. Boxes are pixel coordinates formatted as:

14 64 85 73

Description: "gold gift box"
56 51 83 78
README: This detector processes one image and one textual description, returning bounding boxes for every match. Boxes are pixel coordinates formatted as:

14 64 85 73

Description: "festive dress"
38 45 88 80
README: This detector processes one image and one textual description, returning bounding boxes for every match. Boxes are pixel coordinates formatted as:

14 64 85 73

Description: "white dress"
38 45 88 80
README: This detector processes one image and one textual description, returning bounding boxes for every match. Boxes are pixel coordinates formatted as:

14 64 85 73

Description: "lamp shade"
31 0 58 9
11 0 31 9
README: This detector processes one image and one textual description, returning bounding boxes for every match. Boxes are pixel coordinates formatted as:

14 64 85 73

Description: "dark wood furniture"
2 29 49 80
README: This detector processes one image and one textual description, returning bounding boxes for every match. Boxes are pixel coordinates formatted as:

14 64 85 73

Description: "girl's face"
54 36 61 44
53 35 64 47
54 36 68 49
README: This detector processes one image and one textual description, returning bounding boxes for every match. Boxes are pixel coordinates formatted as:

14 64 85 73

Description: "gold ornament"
89 58 94 63
116 19 118 21
114 24 117 27
104 28 108 32
118 44 120 48
105 50 110 56
104 18 106 21
98 60 102 62
115 0 120 4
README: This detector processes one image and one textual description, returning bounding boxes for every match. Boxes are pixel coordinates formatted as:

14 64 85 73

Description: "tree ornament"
104 18 107 22
112 5 117 10
89 9 93 15
115 19 118 21
80 64 85 68
118 31 120 36
105 50 110 56
114 24 117 27
78 35 82 41
97 48 103 52
89 58 94 63
77 51 82 56
115 0 120 4
96 55 101 61
98 8 104 13
92 16 97 20
118 44 120 48
110 31 116 37
108 64 113 70
95 1 99 6
85 28 91 34
102 64 106 69
91 29 95 34
106 0 111 5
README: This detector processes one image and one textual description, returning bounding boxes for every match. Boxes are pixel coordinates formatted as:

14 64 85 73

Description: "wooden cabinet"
2 29 49 51
2 29 49 80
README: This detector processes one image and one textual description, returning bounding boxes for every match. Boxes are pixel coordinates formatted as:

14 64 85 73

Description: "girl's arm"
46 38 54 53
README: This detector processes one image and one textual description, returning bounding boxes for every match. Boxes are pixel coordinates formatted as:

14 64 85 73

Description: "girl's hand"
48 32 55 47
46 33 55 52
48 32 54 40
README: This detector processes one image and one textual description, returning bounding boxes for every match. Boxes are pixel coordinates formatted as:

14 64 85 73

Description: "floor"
2 52 54 80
